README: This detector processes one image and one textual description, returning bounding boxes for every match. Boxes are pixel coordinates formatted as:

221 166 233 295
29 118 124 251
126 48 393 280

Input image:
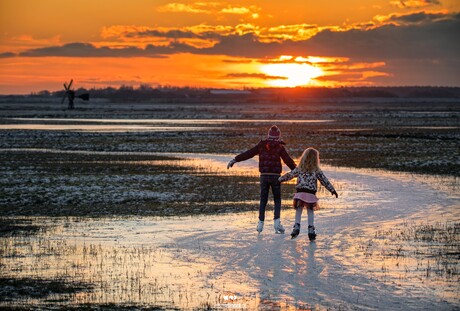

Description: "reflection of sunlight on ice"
8 117 334 124
0 124 224 132
0 215 256 309
0 118 334 132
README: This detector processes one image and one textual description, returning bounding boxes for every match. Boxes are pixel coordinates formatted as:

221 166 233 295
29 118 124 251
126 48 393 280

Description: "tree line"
27 85 460 102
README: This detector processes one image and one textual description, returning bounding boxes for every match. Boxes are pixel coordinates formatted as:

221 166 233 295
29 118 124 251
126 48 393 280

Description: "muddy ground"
0 97 458 216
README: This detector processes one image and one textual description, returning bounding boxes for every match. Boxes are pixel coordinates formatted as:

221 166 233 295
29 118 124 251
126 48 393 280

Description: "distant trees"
42 85 460 102
29 90 52 97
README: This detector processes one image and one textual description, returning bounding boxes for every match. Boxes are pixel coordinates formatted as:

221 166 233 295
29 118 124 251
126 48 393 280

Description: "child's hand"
332 191 338 198
227 159 236 169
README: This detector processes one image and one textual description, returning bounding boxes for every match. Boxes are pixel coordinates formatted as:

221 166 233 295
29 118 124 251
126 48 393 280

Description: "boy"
227 125 296 233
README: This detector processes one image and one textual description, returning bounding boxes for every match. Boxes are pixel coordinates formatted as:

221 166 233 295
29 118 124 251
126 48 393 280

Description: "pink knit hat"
267 125 281 141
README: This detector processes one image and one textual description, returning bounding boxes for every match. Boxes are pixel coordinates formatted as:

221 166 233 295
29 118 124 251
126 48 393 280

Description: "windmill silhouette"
61 79 90 109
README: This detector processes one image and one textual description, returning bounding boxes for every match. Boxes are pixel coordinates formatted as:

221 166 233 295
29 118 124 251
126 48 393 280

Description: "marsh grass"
0 277 93 301
355 221 460 289
0 151 263 217
0 218 45 237
0 219 225 310
375 222 460 279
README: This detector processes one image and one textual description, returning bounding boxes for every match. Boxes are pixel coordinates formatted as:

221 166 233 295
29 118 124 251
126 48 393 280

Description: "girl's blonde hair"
298 147 320 173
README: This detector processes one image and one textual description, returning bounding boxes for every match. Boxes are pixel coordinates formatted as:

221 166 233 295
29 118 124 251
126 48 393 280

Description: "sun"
260 62 323 87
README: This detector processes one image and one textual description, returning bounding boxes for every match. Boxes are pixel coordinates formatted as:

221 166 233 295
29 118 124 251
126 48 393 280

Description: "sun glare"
260 62 323 87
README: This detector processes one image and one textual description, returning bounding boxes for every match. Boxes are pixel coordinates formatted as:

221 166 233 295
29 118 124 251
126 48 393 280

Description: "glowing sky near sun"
0 0 459 93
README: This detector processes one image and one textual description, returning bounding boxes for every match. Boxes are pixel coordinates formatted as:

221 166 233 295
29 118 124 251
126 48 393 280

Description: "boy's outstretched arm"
228 144 259 169
234 144 259 162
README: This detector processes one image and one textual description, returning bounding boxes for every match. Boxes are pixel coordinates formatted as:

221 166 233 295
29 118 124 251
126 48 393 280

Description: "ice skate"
291 223 300 239
308 225 316 241
274 218 285 234
257 220 264 233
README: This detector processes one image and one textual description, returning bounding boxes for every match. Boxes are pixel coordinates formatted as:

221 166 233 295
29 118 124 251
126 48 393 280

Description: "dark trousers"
259 174 281 221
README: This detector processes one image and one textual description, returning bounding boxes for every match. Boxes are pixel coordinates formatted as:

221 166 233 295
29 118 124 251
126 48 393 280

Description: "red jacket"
235 140 296 175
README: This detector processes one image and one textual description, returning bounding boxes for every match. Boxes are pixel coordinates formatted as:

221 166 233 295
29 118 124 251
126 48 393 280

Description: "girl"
278 147 338 240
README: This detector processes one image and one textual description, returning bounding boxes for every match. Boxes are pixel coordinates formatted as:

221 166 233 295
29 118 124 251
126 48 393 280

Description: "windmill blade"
63 82 68 91
68 79 73 90
77 93 90 101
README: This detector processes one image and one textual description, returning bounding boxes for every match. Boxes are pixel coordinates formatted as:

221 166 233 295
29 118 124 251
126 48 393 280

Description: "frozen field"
1 99 459 176
1 153 459 310
0 99 459 310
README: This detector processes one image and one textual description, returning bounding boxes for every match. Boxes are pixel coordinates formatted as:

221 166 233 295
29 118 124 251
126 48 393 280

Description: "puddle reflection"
1 118 334 132
8 117 335 124
0 124 224 132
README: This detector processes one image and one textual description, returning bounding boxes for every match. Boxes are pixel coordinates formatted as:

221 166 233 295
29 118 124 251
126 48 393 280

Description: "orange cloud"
374 9 450 25
101 24 234 40
1 8 458 91
263 24 324 42
99 22 336 47
157 2 211 14
0 54 261 93
390 0 440 8
157 2 260 17
225 72 288 80
361 71 391 79
220 6 250 14
4 10 458 63
101 25 152 39
314 70 391 86
0 34 62 54
254 55 389 87
325 62 387 70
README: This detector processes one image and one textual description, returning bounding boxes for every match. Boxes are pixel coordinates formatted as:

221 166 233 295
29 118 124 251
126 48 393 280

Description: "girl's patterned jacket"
279 167 336 194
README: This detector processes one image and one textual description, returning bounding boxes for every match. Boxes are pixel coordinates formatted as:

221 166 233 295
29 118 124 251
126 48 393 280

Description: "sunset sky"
1 0 459 94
